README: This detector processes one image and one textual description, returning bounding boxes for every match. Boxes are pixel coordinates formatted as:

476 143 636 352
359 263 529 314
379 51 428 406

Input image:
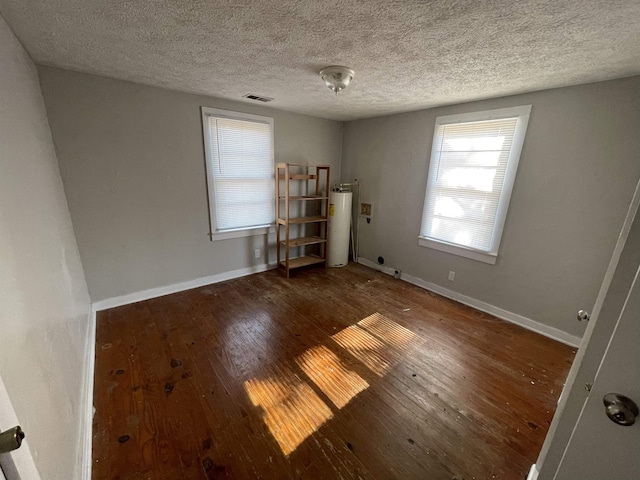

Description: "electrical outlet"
254 248 261 259
448 271 456 281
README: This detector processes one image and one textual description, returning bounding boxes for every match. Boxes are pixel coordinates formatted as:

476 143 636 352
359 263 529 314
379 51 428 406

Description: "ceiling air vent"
243 94 274 103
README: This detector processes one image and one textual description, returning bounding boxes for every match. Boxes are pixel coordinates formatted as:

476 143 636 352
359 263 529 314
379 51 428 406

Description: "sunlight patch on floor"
245 312 418 456
296 345 369 409
357 312 422 350
244 366 333 456
331 324 396 376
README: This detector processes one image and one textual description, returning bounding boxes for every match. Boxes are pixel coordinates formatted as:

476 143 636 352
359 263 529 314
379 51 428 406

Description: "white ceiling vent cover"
243 94 274 103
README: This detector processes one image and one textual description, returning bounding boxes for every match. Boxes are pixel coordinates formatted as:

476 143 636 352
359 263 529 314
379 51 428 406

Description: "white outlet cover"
448 271 456 281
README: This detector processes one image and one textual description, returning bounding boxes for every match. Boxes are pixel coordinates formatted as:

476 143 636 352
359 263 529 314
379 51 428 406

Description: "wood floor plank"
93 263 575 479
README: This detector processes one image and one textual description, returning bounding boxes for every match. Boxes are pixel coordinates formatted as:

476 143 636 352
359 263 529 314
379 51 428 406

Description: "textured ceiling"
1 0 640 121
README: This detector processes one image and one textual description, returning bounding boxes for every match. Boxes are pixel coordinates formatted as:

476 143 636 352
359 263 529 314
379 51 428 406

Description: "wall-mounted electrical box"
360 202 373 218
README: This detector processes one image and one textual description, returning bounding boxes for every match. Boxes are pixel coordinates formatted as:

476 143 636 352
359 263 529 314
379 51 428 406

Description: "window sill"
211 225 274 241
418 237 497 265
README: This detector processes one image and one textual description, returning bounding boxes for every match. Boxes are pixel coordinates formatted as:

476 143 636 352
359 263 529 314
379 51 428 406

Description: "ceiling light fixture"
319 66 355 94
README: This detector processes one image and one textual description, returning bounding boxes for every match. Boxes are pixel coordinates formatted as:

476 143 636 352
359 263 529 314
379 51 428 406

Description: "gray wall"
39 67 343 302
341 76 640 338
0 16 91 479
36 63 640 340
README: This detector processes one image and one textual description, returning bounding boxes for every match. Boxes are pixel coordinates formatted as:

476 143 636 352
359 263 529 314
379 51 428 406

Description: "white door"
553 266 640 479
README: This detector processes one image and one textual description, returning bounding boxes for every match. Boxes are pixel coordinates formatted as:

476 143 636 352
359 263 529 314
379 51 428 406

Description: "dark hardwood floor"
93 263 575 479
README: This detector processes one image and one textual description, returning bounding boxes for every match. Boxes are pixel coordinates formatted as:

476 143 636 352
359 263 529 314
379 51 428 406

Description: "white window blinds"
419 106 531 263
202 108 275 238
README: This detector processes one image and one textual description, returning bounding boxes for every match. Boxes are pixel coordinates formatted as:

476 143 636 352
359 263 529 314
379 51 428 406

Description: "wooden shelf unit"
275 163 330 277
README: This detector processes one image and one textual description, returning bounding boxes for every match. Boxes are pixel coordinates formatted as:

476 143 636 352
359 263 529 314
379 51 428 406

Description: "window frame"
418 105 532 264
201 107 275 241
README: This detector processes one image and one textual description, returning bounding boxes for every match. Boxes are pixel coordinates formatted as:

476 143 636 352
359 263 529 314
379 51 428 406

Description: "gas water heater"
328 191 352 267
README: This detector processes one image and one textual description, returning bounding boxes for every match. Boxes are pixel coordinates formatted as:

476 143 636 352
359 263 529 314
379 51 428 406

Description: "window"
201 107 275 241
419 105 531 264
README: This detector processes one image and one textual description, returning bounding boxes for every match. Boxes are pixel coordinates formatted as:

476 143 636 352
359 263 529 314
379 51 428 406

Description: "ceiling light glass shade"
319 66 355 94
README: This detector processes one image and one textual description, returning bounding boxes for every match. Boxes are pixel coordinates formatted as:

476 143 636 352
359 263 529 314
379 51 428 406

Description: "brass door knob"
577 309 591 322
603 393 639 426
0 426 25 453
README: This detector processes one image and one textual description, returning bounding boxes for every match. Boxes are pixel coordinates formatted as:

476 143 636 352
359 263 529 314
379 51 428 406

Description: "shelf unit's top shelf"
276 163 331 168
278 173 317 180
277 215 327 225
278 195 328 201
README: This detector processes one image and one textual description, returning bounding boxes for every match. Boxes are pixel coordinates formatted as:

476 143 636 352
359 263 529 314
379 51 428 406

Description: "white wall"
341 77 640 339
0 15 91 479
38 67 343 302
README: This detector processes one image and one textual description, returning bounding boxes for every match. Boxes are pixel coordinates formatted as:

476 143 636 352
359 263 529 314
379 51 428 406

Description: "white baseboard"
79 308 97 480
357 257 581 348
527 463 539 480
92 262 277 311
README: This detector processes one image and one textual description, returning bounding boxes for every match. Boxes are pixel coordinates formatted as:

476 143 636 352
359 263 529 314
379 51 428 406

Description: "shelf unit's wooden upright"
275 163 330 278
